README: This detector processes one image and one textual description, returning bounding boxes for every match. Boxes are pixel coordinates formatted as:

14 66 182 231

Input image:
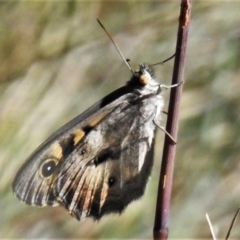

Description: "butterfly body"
13 64 164 220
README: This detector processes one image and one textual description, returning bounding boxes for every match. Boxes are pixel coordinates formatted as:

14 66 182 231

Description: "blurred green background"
1 1 240 239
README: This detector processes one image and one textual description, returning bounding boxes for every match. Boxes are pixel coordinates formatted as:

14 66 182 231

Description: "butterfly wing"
12 86 133 207
56 94 157 220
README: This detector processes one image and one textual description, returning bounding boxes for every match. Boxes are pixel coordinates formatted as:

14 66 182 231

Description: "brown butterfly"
12 20 178 221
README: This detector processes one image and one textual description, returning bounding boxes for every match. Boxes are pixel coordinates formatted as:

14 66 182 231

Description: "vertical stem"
153 1 192 239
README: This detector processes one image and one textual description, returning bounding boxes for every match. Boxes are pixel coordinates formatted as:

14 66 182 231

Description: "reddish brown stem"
153 1 192 240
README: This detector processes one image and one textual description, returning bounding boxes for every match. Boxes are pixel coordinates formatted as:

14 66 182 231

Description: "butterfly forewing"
12 94 129 207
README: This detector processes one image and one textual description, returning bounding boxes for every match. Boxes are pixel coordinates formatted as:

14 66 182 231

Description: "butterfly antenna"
126 58 134 72
97 19 134 74
152 53 176 66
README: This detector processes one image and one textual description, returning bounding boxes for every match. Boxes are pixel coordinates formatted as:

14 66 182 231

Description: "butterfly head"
127 63 160 95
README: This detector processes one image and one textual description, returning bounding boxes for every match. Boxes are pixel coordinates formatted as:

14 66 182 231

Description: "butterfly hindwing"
55 93 158 220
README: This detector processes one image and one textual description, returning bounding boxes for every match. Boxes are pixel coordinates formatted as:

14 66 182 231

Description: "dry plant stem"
225 207 240 240
153 1 192 240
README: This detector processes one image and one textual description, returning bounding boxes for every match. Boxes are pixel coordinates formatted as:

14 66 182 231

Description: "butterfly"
12 20 178 221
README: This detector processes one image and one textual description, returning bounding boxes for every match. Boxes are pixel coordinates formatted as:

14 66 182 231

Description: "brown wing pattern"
12 87 160 220
12 95 130 207
55 97 157 220
12 144 62 206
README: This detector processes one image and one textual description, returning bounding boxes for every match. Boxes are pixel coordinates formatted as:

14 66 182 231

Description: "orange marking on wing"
73 129 85 145
51 143 63 160
89 112 110 127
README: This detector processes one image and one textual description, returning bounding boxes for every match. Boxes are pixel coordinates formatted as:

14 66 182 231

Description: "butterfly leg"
162 110 168 115
160 81 184 90
153 120 176 144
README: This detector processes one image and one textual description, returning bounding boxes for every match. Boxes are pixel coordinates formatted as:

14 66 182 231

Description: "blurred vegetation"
0 1 240 239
